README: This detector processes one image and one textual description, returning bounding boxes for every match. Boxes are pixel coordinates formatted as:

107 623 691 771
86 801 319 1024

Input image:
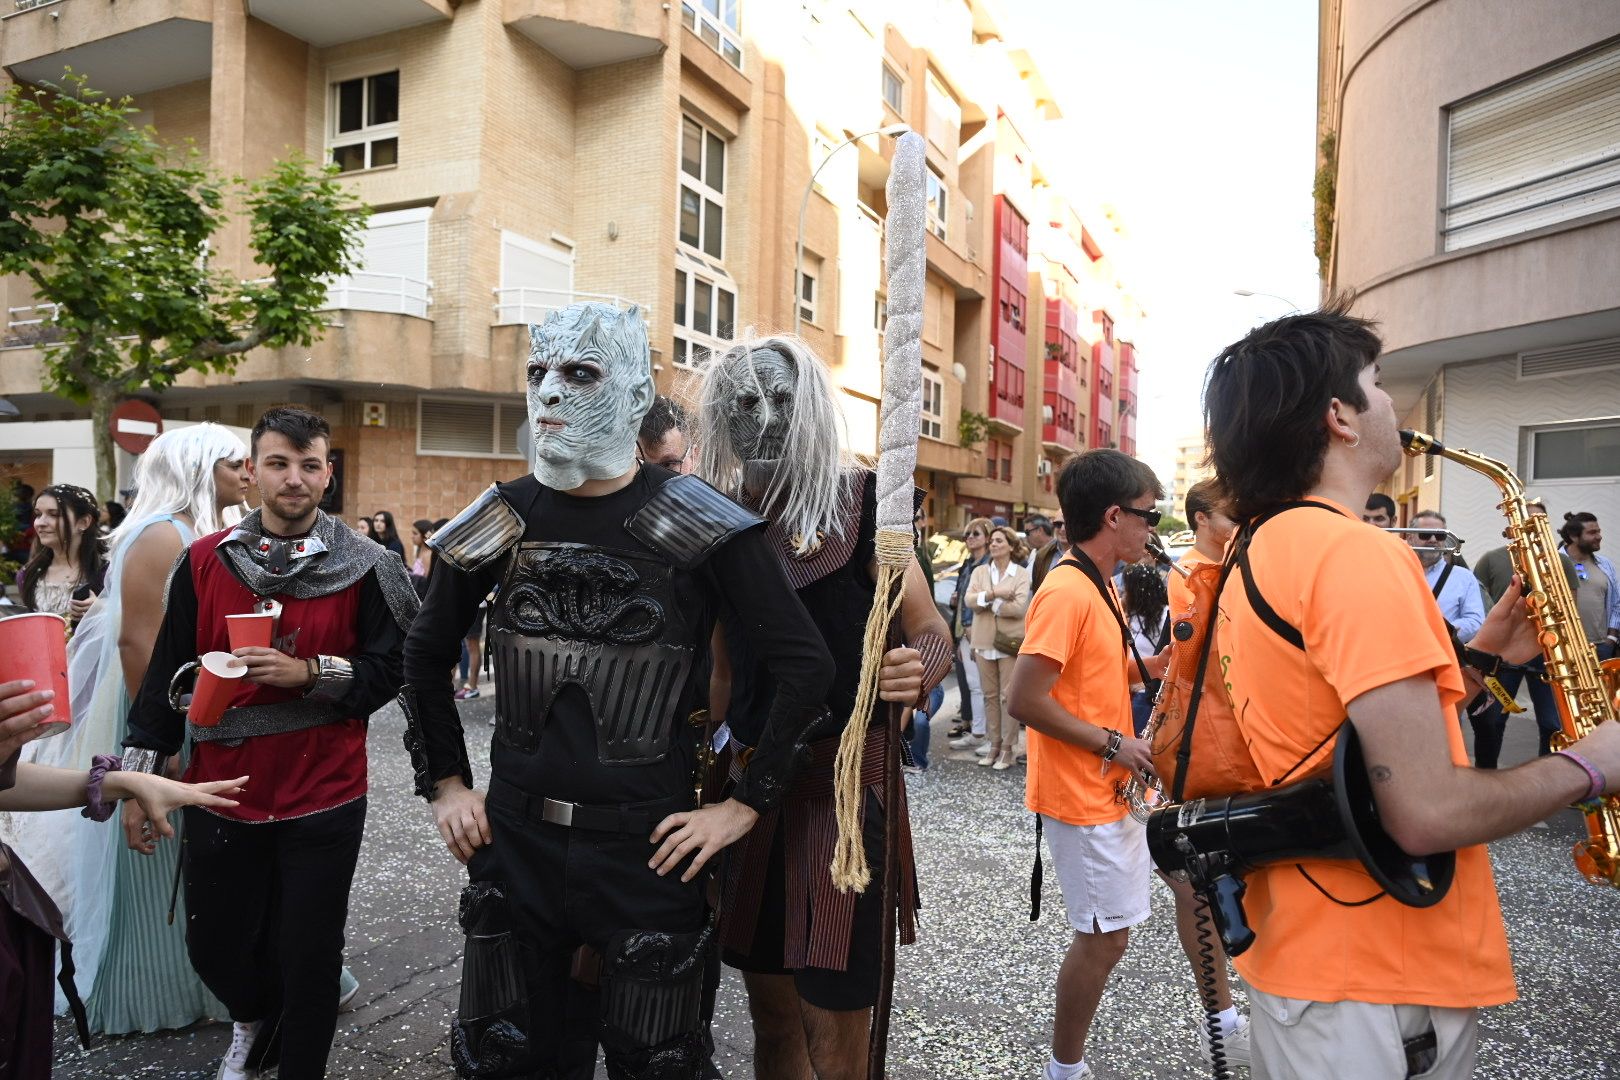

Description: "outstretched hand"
117 774 248 854
649 798 759 882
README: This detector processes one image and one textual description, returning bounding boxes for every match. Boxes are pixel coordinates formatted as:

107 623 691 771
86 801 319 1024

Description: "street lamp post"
794 123 911 336
1232 287 1304 312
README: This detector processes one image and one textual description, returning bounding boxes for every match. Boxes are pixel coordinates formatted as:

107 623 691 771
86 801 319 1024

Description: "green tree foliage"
957 409 989 450
1313 130 1337 279
0 74 368 499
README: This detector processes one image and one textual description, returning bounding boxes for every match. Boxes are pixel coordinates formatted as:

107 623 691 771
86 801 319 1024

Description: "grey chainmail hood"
218 509 419 631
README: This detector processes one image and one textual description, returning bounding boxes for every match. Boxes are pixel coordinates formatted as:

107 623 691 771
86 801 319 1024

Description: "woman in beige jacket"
966 525 1032 769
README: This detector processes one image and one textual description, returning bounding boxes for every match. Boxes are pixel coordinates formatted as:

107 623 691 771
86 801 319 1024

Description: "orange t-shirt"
1168 545 1219 614
1219 497 1515 1008
1021 561 1133 826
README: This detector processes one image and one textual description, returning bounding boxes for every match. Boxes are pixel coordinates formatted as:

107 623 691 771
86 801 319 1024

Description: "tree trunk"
88 383 119 504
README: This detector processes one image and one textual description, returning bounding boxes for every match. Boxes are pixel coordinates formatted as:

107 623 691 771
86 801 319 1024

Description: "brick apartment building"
0 0 1145 532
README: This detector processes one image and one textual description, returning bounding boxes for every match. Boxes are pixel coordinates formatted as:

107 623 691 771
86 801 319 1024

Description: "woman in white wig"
12 422 249 1033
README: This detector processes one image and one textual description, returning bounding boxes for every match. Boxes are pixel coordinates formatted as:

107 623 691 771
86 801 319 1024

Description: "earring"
1344 432 1360 448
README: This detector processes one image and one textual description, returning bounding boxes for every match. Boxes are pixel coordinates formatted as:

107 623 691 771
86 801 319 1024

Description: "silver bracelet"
304 654 356 703
122 747 168 776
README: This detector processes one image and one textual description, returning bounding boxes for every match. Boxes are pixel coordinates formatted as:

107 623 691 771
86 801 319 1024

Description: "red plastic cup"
188 651 248 728
225 613 275 650
0 612 71 737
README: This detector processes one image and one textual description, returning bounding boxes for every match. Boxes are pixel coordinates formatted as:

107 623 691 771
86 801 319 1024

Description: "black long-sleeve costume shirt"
402 470 832 815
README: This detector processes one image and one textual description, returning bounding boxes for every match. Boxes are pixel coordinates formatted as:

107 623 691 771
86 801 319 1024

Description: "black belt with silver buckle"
487 777 692 837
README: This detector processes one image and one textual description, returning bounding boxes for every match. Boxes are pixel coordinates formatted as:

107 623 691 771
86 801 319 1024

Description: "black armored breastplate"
489 542 697 766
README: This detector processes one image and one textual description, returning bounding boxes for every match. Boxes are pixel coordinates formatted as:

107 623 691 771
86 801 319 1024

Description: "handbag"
993 628 1024 655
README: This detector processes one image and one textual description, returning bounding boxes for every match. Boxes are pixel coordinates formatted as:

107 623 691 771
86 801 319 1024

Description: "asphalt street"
51 689 1620 1079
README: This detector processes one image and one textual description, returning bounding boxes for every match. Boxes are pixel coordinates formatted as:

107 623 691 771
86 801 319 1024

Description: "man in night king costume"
401 302 848 1079
122 407 419 1080
697 336 953 1078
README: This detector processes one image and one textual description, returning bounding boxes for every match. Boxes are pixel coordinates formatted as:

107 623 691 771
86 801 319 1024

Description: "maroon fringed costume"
719 470 952 1009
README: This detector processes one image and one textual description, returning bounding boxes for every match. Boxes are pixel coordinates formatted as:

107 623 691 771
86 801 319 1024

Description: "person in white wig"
9 423 256 1033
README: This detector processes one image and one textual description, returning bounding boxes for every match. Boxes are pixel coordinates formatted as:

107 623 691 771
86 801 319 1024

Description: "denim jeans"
1468 657 1562 768
909 684 945 769
1130 689 1156 738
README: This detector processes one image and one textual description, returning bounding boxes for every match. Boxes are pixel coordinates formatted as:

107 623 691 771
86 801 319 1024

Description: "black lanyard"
1061 545 1154 688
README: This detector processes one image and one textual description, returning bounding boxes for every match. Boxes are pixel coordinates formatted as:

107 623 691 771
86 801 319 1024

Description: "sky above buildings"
1004 0 1321 488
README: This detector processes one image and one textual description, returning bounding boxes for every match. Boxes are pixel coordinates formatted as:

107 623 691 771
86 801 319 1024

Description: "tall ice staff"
829 130 927 1077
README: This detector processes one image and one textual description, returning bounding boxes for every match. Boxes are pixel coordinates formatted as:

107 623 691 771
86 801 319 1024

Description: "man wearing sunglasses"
1006 450 1170 1080
1404 510 1486 643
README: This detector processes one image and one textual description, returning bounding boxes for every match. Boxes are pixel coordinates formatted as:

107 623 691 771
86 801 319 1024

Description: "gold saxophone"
1401 429 1620 887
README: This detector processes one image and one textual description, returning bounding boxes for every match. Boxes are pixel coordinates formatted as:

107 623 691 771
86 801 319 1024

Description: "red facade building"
1117 340 1138 457
1091 311 1115 449
990 194 1028 430
1043 296 1081 452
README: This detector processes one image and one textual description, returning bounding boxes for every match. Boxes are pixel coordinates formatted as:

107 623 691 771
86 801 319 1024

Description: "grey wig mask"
695 335 854 552
526 303 655 491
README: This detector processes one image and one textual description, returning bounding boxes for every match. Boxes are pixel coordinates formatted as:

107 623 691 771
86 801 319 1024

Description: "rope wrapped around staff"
831 131 927 894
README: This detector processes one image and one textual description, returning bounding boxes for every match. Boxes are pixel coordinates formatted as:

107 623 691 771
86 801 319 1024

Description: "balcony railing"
493 287 651 327
4 303 63 347
322 273 432 318
681 1 742 69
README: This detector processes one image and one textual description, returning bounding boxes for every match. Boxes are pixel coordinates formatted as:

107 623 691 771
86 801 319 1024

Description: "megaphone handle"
1206 874 1256 957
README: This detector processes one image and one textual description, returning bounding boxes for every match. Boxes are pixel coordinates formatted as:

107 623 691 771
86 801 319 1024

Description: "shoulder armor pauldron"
624 474 764 570
428 484 524 573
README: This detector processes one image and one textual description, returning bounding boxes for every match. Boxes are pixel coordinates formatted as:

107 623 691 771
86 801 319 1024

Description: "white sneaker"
217 1021 261 1080
948 733 983 750
1201 1013 1251 1070
974 741 996 757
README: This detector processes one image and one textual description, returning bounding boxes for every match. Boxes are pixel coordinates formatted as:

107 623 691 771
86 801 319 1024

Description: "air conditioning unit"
362 402 388 428
1037 459 1053 477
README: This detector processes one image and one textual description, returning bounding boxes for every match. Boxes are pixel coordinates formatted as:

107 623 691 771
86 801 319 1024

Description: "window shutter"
499 233 574 323
497 403 527 457
1445 41 1620 249
420 400 495 454
361 208 430 279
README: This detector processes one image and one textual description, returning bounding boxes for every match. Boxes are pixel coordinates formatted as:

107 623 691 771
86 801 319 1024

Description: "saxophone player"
1201 298 1620 1080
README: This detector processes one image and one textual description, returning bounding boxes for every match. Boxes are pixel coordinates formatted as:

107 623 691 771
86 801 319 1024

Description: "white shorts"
1040 813 1152 934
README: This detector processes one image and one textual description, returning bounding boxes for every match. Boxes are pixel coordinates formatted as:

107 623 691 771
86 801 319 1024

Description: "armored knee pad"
599 923 713 1080
451 881 533 1078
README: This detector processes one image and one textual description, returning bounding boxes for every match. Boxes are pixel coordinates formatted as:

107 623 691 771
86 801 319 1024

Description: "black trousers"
183 799 367 1080
471 792 705 1076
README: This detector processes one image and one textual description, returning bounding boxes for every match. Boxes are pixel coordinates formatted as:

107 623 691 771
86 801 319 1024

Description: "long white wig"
696 334 858 548
108 422 248 558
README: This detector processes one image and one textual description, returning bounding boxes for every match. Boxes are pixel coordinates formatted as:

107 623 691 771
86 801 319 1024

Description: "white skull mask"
526 303 654 491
